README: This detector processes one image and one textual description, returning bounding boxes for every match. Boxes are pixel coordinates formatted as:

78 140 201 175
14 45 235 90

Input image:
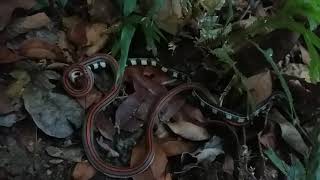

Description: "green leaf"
116 24 136 83
147 0 165 16
306 126 320 180
288 155 306 180
56 0 68 8
32 0 49 10
123 0 137 16
253 44 296 120
264 149 290 176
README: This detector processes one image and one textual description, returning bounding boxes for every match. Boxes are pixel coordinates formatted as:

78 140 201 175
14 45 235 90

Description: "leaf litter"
0 0 319 179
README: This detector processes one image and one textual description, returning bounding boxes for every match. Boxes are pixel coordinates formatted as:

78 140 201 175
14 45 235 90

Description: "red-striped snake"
63 54 286 178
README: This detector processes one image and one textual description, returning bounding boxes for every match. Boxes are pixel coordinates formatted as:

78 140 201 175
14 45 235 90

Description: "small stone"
49 159 64 164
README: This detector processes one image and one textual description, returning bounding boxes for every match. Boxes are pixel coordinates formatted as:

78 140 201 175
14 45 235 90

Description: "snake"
62 54 287 178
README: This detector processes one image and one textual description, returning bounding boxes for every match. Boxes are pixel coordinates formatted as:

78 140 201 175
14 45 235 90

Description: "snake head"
69 71 83 83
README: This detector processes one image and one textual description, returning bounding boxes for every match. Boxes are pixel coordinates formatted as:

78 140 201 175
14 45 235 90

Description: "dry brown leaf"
269 109 309 157
131 142 168 180
87 0 120 24
245 70 272 104
156 0 188 34
258 122 277 149
19 39 64 60
0 47 23 64
159 139 195 157
0 0 36 31
84 23 109 55
57 31 74 63
67 21 88 46
67 21 109 56
167 117 210 141
222 154 234 175
5 13 51 40
72 162 97 180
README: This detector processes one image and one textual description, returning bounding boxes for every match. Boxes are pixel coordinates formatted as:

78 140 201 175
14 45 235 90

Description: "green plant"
226 0 320 82
264 125 320 180
113 0 165 83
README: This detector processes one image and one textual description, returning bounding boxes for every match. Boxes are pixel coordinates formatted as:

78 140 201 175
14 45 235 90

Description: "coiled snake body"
63 54 286 178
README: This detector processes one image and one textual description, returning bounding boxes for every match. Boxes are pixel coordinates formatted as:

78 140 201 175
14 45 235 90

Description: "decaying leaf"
258 122 278 149
87 0 120 24
194 136 224 163
160 138 196 157
45 146 83 162
23 84 84 138
269 109 309 157
6 70 31 98
166 117 210 141
180 136 224 172
96 137 119 157
245 70 272 104
67 21 110 55
222 154 234 175
96 112 115 141
0 47 23 64
0 0 36 31
5 13 51 40
156 0 191 34
72 162 97 180
115 92 143 132
131 142 168 180
19 39 64 60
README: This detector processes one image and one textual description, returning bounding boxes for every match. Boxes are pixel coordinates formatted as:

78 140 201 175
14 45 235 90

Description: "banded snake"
63 54 288 178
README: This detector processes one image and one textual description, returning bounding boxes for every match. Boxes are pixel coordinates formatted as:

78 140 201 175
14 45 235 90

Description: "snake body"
63 54 286 178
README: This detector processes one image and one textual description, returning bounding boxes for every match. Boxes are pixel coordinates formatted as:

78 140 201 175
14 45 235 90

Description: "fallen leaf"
67 21 110 56
222 154 234 175
0 0 36 31
67 21 88 46
57 31 74 63
96 137 119 157
131 141 168 180
115 92 144 132
156 0 190 34
245 70 272 104
0 47 23 64
0 136 32 175
181 104 206 123
0 114 20 127
96 112 115 141
159 139 196 157
72 162 97 180
269 109 309 157
46 146 83 162
159 95 185 122
87 0 120 24
19 39 64 60
6 70 31 98
195 136 224 163
4 12 51 40
166 117 210 141
258 122 278 149
23 84 84 138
